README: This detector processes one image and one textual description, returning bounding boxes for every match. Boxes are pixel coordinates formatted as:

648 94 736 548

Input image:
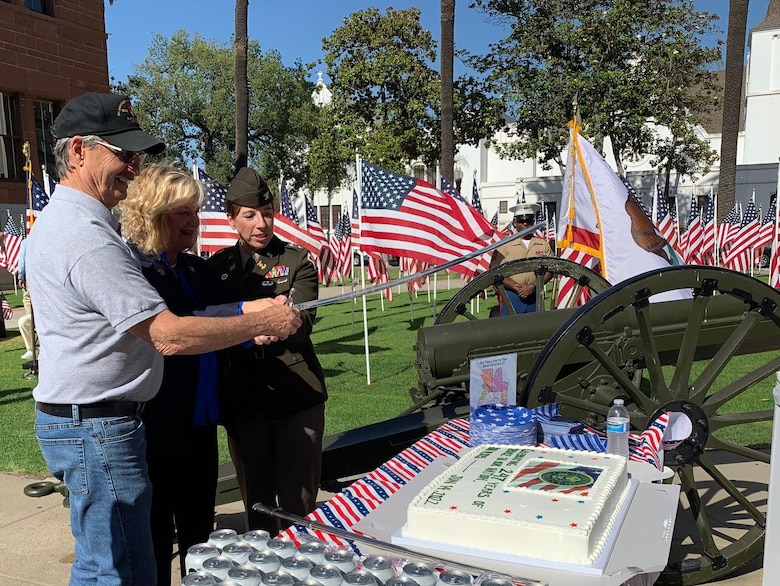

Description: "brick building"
0 0 109 206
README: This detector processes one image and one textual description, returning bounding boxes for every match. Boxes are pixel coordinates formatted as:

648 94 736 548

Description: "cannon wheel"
434 257 611 324
523 266 780 585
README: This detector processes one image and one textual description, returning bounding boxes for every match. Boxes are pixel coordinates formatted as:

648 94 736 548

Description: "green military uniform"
207 167 327 533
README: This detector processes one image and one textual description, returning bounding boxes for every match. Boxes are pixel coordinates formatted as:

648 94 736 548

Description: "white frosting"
403 445 630 565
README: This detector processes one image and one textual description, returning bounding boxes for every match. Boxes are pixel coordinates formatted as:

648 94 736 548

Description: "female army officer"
208 168 327 533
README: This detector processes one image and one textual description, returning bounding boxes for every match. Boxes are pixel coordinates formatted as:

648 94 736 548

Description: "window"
34 100 57 180
0 92 24 181
499 200 508 214
24 0 54 16
331 204 341 232
318 206 330 232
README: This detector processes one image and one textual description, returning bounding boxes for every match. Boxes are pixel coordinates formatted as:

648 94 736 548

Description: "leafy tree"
468 0 722 177
120 30 319 185
318 7 504 175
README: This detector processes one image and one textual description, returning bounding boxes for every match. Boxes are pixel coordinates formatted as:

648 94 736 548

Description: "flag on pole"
351 189 361 250
757 198 776 252
490 210 499 228
333 211 352 280
653 179 681 254
359 161 499 278
0 216 24 275
716 204 740 264
725 198 760 271
700 191 716 263
683 193 704 265
366 252 393 300
26 176 50 233
440 173 464 201
556 247 599 308
471 176 484 215
197 168 236 254
558 121 687 300
303 197 337 285
1 293 12 321
274 181 322 255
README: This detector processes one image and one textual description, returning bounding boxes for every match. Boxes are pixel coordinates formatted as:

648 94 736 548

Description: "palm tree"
717 0 749 220
440 0 455 185
234 0 249 175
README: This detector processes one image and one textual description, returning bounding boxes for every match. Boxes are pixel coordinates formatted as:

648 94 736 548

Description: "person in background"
16 238 36 360
208 167 328 534
119 162 281 585
490 200 553 315
26 93 301 585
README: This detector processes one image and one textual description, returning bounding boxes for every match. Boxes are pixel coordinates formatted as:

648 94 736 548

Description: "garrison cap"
53 93 165 155
226 167 274 207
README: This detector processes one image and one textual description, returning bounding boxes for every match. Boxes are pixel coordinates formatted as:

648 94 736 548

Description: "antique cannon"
413 259 780 585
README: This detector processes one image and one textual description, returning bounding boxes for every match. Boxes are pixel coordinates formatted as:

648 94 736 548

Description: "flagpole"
773 158 780 288
192 160 202 257
356 152 371 385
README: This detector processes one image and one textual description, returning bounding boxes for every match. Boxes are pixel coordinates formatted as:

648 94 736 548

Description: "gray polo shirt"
27 185 168 404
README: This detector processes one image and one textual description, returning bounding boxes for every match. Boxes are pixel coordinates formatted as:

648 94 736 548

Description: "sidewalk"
0 461 766 586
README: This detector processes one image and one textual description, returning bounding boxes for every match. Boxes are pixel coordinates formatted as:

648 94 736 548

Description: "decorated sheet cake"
402 445 631 566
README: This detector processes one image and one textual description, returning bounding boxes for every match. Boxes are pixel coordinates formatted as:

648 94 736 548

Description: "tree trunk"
440 0 455 186
717 0 749 219
234 0 249 175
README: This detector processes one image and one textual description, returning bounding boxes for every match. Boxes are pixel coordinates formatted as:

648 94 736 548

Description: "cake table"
280 419 679 586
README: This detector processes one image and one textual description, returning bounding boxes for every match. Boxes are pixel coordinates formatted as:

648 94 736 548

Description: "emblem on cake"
506 459 603 496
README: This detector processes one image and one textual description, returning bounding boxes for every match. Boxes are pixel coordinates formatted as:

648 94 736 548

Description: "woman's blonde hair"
120 162 205 255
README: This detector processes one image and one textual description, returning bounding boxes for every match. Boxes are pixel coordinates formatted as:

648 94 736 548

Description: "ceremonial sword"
293 222 544 311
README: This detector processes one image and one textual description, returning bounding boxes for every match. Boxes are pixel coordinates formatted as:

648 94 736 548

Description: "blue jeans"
35 407 156 585
499 289 537 315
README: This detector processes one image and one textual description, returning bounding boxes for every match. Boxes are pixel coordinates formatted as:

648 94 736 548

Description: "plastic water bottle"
606 398 630 459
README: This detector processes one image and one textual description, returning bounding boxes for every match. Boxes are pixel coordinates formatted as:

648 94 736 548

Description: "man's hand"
256 304 302 341
517 283 535 299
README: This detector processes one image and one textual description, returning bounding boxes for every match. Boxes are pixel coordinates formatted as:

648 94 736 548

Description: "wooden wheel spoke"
706 435 770 464
689 311 762 403
535 273 546 312
698 452 766 524
580 336 656 414
677 464 721 557
703 356 780 413
669 294 710 397
632 303 669 402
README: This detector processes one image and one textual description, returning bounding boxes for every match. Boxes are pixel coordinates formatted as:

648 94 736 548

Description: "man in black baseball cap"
53 92 164 155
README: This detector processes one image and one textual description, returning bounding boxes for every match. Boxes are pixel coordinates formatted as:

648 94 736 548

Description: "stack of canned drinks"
181 529 525 586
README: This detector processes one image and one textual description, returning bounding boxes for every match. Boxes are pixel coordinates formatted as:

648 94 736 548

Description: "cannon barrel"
415 293 780 403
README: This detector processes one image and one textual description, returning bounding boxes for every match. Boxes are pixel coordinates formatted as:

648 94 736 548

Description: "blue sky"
105 1 771 84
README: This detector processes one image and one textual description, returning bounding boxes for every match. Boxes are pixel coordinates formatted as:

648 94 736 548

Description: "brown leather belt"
36 401 144 418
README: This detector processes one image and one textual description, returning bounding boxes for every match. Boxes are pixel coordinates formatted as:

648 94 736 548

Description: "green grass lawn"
1 276 776 477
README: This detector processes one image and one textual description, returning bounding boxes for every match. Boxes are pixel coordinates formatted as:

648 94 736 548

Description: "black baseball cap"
226 167 274 208
53 93 165 155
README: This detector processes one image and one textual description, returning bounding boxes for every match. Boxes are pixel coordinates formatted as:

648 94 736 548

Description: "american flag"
332 211 352 281
274 181 322 255
26 176 50 233
653 179 679 251
771 241 780 289
360 161 498 278
726 199 760 271
440 173 464 201
490 210 499 228
699 192 716 263
400 256 429 293
471 176 484 215
716 204 740 263
366 252 393 300
0 216 24 275
304 197 337 285
556 247 599 308
197 168 236 254
1 293 12 321
757 198 776 252
683 194 703 265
